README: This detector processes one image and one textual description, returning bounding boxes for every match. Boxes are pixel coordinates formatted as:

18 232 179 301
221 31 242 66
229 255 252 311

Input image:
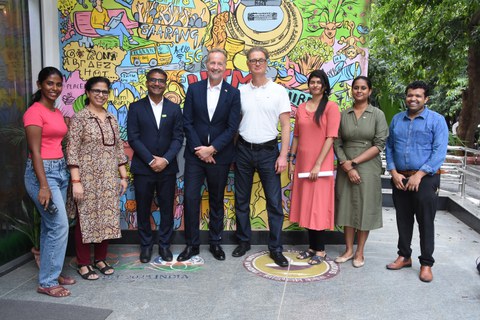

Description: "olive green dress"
334 105 388 230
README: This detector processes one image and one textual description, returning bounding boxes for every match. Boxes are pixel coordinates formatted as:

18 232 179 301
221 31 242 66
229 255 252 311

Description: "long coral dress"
67 108 128 243
289 101 341 230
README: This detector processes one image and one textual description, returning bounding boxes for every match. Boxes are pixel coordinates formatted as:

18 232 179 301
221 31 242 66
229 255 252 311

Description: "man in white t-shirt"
233 47 291 267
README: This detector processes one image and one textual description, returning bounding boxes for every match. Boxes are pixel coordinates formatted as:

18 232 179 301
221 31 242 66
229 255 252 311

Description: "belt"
238 136 277 150
397 169 442 177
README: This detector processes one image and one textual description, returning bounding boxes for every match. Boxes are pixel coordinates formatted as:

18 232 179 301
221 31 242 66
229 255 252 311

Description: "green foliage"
0 200 41 250
0 126 25 146
73 93 86 113
369 0 480 119
297 0 359 31
288 37 333 74
448 132 466 147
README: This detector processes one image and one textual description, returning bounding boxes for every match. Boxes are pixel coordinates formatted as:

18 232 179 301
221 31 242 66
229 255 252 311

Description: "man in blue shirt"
385 81 449 282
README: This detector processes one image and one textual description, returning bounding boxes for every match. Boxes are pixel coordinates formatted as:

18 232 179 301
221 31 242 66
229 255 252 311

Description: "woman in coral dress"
289 69 341 265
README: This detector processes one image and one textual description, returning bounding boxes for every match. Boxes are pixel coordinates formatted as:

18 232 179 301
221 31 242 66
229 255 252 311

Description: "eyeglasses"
148 78 167 85
248 59 267 65
90 89 109 96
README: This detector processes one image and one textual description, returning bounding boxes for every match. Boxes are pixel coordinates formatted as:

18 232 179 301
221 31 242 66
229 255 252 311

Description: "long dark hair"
352 76 372 105
84 76 111 106
308 69 331 126
31 67 63 106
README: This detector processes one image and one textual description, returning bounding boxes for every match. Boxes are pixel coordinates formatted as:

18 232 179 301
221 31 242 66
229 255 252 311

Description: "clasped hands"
150 155 168 173
194 146 216 164
392 172 423 192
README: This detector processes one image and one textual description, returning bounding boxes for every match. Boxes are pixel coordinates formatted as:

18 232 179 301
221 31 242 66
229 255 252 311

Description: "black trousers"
234 143 284 252
391 174 440 266
183 161 230 246
134 173 176 249
307 229 326 252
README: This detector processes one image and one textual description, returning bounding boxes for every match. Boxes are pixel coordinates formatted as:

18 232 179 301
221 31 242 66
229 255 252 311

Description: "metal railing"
447 146 480 202
381 146 480 206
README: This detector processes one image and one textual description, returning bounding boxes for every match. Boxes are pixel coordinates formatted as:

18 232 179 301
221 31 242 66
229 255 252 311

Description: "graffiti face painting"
58 0 370 232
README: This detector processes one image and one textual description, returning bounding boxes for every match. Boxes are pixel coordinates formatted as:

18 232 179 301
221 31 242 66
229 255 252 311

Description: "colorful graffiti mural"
57 0 370 232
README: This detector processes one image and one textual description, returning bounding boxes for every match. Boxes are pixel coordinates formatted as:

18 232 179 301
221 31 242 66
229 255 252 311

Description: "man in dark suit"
127 68 183 263
178 48 241 261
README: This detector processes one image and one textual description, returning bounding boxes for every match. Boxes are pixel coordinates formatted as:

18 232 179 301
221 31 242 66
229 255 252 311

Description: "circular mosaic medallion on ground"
243 250 340 282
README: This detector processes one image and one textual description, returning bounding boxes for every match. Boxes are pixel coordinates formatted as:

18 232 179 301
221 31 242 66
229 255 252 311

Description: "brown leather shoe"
386 256 412 270
419 266 433 282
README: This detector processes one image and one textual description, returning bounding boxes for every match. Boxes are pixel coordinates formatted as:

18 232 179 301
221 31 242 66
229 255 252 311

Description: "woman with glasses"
24 67 75 297
67 76 128 280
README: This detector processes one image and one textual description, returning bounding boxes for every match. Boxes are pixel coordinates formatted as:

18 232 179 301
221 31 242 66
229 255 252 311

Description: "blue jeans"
234 143 284 252
24 158 69 288
95 23 131 48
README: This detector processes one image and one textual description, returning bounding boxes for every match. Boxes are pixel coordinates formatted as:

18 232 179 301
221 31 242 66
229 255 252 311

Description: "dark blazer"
183 80 241 165
127 96 183 175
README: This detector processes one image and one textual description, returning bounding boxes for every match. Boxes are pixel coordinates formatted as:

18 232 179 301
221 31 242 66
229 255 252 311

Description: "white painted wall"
40 0 59 68
29 0 58 87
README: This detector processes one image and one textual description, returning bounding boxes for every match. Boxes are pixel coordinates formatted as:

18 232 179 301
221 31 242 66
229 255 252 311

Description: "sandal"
77 265 99 280
37 285 71 297
94 260 115 275
58 274 76 285
308 253 327 265
297 250 315 260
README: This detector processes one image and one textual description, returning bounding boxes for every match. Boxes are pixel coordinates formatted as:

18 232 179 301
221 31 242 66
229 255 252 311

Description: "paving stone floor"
1 207 480 320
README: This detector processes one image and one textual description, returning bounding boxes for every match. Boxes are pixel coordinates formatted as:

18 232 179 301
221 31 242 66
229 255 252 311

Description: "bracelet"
71 179 81 183
287 152 296 159
120 177 128 181
40 186 50 189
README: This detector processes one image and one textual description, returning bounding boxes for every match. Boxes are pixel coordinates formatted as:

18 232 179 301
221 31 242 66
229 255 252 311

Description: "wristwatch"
351 161 358 168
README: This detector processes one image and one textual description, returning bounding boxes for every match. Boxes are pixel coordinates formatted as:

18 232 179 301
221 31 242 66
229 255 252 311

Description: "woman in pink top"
288 69 341 265
23 67 74 298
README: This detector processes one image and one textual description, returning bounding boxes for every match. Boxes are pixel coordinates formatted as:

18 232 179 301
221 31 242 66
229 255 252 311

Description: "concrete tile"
1 208 480 320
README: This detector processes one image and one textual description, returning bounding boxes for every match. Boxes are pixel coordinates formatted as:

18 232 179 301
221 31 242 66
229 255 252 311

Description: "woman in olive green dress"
334 76 388 267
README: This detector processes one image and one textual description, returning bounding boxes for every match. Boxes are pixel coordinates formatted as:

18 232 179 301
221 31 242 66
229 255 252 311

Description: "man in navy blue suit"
178 48 241 262
127 68 183 263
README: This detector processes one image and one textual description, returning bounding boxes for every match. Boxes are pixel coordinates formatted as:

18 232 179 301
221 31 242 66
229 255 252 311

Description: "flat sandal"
297 250 315 260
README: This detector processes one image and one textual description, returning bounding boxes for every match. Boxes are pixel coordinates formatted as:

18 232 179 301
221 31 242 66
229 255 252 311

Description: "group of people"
23 68 129 296
23 46 448 298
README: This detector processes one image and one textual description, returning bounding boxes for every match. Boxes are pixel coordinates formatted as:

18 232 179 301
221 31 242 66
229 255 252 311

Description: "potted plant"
1 199 41 267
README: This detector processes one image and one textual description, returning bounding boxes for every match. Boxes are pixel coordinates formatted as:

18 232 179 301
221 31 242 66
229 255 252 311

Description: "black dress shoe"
140 246 152 263
270 251 288 267
232 243 251 257
177 246 200 262
209 244 226 261
159 246 173 262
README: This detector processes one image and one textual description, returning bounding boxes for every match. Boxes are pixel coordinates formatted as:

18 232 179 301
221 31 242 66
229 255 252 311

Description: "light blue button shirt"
386 107 449 175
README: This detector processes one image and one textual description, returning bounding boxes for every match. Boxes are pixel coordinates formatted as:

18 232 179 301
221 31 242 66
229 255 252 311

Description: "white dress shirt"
149 97 163 129
207 79 222 121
